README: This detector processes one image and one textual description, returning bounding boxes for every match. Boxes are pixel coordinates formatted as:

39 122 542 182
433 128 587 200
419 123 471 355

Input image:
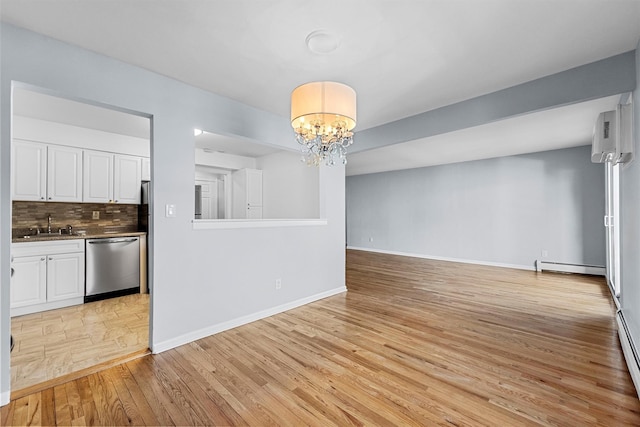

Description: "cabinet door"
46 252 84 302
141 157 151 181
83 150 113 203
48 145 83 202
246 169 263 206
12 140 47 201
10 256 47 308
114 154 141 204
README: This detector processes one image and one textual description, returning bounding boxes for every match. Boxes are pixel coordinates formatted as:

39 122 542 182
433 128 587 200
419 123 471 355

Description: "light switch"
165 204 177 218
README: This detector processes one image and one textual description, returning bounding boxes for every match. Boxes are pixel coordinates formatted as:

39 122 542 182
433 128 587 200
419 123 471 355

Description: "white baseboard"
536 260 605 276
152 286 347 354
1 390 9 407
617 311 640 399
347 246 534 271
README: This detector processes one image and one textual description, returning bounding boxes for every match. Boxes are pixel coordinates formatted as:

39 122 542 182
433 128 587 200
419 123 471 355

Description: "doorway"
605 160 621 299
9 85 153 394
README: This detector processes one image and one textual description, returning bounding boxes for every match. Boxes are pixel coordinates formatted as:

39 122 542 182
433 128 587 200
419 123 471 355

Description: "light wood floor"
3 250 640 425
10 293 149 393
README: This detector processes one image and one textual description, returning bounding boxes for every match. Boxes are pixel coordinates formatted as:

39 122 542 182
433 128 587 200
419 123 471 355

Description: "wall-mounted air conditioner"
592 103 633 164
617 103 633 164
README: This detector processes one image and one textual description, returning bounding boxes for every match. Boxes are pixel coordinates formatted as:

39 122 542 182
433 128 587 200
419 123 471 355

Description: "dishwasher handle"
88 238 138 244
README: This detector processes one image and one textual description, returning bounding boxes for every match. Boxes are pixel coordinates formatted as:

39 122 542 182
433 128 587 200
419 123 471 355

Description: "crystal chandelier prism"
291 81 357 166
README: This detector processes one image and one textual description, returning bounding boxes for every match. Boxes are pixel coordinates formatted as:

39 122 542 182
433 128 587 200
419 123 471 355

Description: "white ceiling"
2 1 640 173
347 95 621 175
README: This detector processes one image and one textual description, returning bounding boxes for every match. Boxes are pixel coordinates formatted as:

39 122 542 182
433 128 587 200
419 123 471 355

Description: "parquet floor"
2 250 639 425
10 293 149 393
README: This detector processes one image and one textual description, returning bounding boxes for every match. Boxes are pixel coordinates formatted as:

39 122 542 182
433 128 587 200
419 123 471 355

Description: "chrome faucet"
47 214 52 233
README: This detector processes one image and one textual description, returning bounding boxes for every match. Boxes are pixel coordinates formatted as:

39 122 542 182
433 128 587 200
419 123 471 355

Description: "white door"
10 255 47 308
12 140 47 201
47 145 83 202
83 150 114 203
247 206 263 219
247 169 263 206
605 161 621 297
47 252 85 302
196 179 218 219
114 154 142 204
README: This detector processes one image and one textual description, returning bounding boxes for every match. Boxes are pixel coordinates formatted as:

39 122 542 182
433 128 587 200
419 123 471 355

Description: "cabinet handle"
40 197 45 200
48 257 53 261
41 257 45 261
48 197 52 200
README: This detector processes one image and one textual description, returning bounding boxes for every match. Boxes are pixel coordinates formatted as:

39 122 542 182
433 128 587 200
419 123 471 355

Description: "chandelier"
290 81 357 166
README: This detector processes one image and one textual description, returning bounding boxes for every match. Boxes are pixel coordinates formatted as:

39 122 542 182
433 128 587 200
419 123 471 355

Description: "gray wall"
0 24 346 402
347 145 605 269
620 40 640 345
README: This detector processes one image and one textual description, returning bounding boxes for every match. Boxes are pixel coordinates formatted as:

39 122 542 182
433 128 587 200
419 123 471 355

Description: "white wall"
347 145 605 270
195 147 256 170
0 23 345 404
257 150 320 219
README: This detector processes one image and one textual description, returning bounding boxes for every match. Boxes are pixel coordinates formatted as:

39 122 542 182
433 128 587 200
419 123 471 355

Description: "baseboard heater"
616 311 640 399
535 260 605 276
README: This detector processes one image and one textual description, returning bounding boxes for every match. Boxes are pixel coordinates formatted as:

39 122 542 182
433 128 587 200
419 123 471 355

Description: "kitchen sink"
20 231 80 239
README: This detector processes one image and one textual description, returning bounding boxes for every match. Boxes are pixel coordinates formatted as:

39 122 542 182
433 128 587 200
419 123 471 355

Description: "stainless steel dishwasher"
85 236 140 302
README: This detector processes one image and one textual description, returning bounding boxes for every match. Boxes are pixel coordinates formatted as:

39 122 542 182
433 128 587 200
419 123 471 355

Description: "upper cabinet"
12 140 82 202
47 145 83 202
84 150 141 204
83 150 113 203
114 154 142 204
12 140 46 201
141 157 151 181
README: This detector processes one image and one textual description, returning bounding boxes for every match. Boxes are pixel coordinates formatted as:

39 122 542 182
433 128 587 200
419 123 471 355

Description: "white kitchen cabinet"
10 255 47 309
11 140 48 201
11 240 85 317
114 154 142 204
83 150 141 204
141 157 151 181
46 252 84 302
12 140 83 202
47 145 83 202
83 150 113 202
232 168 263 219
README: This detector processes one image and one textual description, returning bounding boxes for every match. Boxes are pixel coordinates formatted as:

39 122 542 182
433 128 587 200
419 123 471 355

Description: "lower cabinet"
11 240 85 317
10 255 47 309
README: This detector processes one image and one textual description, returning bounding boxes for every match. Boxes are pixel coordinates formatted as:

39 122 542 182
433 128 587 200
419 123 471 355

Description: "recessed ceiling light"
306 30 340 54
194 128 203 136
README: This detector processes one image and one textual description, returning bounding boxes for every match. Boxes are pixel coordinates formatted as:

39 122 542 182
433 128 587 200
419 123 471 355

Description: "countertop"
12 231 147 243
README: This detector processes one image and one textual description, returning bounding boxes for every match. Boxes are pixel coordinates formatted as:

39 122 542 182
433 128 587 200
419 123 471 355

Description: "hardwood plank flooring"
11 293 149 394
3 249 639 425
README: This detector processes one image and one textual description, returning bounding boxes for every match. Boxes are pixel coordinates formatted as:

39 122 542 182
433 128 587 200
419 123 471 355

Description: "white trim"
193 218 328 230
152 286 347 354
1 390 9 407
617 311 640 399
347 246 534 271
535 260 606 276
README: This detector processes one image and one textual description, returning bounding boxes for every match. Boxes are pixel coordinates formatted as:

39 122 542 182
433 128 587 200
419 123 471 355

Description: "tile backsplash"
12 201 141 236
